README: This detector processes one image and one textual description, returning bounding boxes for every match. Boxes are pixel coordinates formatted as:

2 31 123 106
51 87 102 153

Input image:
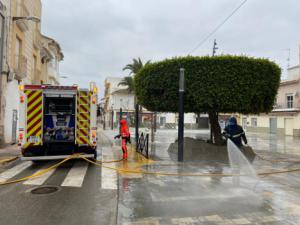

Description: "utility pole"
287 48 291 71
178 68 185 162
212 39 218 56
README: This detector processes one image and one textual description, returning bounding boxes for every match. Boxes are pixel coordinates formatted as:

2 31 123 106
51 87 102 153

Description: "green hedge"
134 55 281 114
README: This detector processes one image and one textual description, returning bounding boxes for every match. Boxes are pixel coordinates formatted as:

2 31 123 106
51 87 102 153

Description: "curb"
0 156 18 165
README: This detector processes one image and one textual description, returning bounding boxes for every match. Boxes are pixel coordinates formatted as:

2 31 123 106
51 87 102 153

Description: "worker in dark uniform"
223 117 248 148
114 119 131 159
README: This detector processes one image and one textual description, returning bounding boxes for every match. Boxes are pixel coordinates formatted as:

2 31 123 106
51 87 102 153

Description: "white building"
156 112 208 129
243 47 300 136
40 35 63 85
103 77 136 128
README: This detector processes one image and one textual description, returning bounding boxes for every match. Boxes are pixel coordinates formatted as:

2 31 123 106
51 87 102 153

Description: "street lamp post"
135 102 139 150
119 107 123 133
178 68 185 162
111 106 114 130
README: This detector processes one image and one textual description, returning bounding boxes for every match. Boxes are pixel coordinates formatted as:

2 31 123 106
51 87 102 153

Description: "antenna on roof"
287 48 291 71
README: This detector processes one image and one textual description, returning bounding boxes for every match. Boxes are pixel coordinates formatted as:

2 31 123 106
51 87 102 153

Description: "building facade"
103 77 136 128
0 0 63 146
40 34 63 85
244 50 300 136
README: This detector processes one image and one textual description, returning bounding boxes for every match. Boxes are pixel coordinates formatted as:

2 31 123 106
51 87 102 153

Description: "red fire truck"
18 83 98 161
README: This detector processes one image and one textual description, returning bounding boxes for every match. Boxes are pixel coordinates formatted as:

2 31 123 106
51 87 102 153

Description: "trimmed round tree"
134 55 281 144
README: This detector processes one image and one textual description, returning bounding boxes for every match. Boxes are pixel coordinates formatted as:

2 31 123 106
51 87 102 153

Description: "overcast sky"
41 0 300 96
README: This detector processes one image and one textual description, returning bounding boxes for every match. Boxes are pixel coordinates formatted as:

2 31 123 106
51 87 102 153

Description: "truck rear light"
19 132 24 143
20 95 25 103
92 131 96 138
92 96 97 104
19 85 24 91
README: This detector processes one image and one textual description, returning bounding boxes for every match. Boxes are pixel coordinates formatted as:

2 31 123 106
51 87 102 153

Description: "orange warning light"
20 95 25 103
92 96 97 104
19 85 24 91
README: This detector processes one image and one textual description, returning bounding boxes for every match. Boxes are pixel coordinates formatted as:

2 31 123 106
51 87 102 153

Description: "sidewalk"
0 144 20 165
100 129 300 225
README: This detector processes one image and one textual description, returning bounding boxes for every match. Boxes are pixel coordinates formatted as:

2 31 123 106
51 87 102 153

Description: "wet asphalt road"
0 131 117 225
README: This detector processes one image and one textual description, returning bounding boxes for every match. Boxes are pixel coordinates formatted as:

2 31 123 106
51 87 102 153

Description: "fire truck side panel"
23 89 43 150
76 90 92 147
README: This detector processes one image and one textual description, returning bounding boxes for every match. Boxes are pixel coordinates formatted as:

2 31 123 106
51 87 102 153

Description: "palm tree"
119 57 151 128
122 57 151 76
119 57 151 93
118 76 134 93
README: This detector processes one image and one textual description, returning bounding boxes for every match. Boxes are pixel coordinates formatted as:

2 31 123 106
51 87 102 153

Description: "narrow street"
1 128 300 224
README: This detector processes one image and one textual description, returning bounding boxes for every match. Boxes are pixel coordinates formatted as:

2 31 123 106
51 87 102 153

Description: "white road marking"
61 161 89 187
0 161 32 182
23 166 56 185
101 147 117 190
101 163 118 189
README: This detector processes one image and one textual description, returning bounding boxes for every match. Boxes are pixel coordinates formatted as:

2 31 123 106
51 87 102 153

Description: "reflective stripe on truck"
76 91 91 146
23 90 43 149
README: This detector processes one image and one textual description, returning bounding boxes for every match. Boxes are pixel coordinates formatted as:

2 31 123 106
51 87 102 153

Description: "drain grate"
31 186 59 195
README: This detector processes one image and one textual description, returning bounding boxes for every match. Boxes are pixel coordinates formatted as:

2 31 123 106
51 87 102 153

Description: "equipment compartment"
43 95 76 143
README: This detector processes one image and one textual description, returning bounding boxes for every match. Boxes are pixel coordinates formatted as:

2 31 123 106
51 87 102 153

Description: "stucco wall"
3 80 19 143
246 114 300 136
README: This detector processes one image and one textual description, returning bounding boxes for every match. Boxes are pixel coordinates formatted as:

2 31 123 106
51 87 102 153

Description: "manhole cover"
31 186 59 195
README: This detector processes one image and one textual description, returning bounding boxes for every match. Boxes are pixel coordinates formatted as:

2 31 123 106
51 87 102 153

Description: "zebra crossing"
0 157 118 189
0 161 33 183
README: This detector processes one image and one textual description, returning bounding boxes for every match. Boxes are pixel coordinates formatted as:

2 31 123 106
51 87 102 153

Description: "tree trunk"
208 111 223 145
196 113 201 129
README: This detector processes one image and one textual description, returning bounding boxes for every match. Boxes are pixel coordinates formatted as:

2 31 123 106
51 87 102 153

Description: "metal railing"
15 54 27 80
273 102 299 110
136 132 149 158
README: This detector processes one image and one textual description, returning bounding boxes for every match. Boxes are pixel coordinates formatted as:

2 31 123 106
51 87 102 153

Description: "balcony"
14 55 27 80
273 102 300 112
33 29 41 49
15 3 30 32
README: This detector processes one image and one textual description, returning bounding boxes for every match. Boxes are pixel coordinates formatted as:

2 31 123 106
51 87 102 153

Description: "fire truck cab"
18 83 98 161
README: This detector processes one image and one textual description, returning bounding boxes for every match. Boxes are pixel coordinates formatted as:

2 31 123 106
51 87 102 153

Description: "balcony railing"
14 54 27 80
273 102 300 111
15 3 30 31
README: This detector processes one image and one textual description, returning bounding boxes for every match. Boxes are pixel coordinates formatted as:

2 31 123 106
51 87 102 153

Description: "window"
251 118 257 127
286 94 293 108
160 117 166 125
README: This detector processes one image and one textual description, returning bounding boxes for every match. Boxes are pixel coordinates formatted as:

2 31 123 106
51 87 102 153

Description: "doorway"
269 118 277 134
12 110 18 143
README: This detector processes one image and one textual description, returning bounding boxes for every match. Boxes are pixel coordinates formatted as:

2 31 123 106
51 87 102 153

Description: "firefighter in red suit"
114 119 131 159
